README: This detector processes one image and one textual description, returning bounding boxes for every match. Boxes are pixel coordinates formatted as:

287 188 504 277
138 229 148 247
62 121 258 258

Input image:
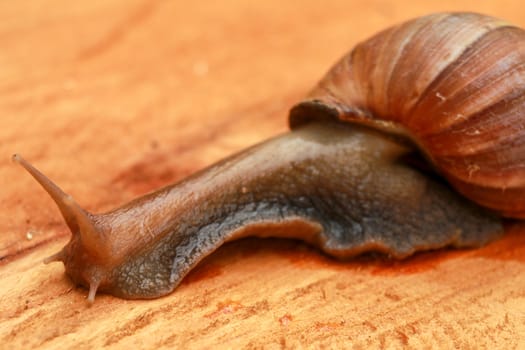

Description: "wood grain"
1 1 524 348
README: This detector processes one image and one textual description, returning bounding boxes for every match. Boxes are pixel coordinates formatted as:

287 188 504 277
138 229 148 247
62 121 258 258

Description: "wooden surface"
1 1 524 348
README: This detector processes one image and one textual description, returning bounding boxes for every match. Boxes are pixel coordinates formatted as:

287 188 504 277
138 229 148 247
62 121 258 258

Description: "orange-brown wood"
0 1 524 348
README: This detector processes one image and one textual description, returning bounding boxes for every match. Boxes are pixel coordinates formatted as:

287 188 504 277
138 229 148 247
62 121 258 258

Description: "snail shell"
291 12 525 218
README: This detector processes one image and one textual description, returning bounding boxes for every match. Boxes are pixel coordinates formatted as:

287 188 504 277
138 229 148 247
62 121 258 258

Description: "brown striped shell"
290 12 525 218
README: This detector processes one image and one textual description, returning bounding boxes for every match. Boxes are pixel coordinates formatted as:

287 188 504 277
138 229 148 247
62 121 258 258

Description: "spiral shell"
290 12 525 218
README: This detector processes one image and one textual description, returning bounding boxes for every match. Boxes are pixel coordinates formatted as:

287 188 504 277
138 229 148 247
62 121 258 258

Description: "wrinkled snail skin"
14 12 521 302
14 123 501 300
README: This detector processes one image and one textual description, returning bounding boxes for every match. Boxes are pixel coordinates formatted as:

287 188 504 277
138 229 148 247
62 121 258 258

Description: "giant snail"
13 12 524 302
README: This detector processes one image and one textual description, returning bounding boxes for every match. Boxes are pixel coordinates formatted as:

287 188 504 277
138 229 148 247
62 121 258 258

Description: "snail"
13 12 524 303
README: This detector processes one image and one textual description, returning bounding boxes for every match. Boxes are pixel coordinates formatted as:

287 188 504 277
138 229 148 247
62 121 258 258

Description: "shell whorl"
290 12 525 218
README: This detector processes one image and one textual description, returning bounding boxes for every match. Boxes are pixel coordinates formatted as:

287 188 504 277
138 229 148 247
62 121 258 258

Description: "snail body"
15 12 524 302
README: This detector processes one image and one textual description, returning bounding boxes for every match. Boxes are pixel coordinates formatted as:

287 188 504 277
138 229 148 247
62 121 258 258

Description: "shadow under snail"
13 12 525 303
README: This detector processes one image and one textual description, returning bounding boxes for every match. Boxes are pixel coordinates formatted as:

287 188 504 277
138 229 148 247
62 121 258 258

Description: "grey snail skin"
14 12 525 303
